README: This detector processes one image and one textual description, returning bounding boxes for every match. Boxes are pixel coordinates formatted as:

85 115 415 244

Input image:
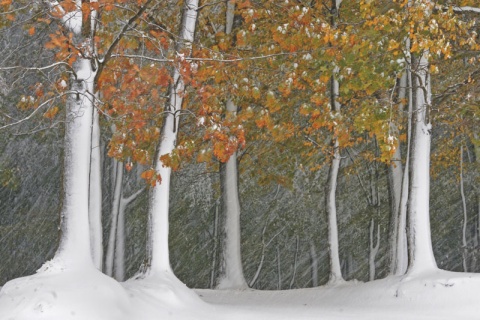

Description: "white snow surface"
1 266 480 319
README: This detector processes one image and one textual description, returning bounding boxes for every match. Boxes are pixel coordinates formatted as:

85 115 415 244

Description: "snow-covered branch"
121 187 146 206
0 62 75 76
0 93 67 131
453 6 480 14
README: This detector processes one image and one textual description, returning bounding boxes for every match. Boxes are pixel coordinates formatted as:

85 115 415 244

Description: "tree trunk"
89 103 103 271
325 0 344 285
114 198 126 281
388 72 406 275
289 235 300 289
310 241 319 287
209 203 220 289
277 246 282 290
146 0 199 275
394 64 414 276
217 151 248 289
406 53 437 274
105 159 123 276
54 1 96 269
460 145 468 272
369 219 380 281
114 187 144 281
215 0 247 290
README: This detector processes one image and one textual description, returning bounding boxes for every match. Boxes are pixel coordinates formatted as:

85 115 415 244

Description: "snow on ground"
1 268 479 319
199 269 480 319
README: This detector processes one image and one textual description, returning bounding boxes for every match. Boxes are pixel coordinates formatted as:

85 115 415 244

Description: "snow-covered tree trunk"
325 73 343 284
53 1 96 269
389 69 412 276
115 198 126 281
394 65 414 276
89 104 103 270
325 0 344 285
460 145 469 272
217 151 247 288
105 159 123 276
310 241 319 287
277 246 282 289
388 72 405 275
216 0 248 291
369 219 380 281
406 52 437 274
289 235 300 289
146 0 198 275
114 187 144 281
474 134 480 259
210 203 220 288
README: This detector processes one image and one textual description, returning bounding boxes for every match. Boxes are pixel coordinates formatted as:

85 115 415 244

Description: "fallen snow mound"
0 260 132 320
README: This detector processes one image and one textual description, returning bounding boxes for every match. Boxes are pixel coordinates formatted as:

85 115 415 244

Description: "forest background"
0 0 479 292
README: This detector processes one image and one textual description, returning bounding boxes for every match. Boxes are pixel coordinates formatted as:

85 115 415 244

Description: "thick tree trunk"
146 0 198 275
406 53 437 274
54 1 96 268
56 57 96 267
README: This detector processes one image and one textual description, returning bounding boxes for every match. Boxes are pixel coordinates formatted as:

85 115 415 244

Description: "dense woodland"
0 0 479 294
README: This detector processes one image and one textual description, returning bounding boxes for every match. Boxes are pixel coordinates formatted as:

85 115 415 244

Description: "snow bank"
0 260 132 320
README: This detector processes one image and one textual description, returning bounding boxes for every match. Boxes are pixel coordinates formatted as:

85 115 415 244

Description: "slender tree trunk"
310 241 318 287
114 199 126 280
389 72 406 275
215 0 248 290
289 235 299 289
89 104 103 271
369 219 380 281
277 246 282 290
460 145 469 272
114 187 144 281
210 203 219 289
394 63 414 276
406 52 437 274
146 0 199 274
325 0 344 285
105 159 123 276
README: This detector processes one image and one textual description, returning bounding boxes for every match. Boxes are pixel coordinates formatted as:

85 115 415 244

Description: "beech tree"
144 0 199 277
